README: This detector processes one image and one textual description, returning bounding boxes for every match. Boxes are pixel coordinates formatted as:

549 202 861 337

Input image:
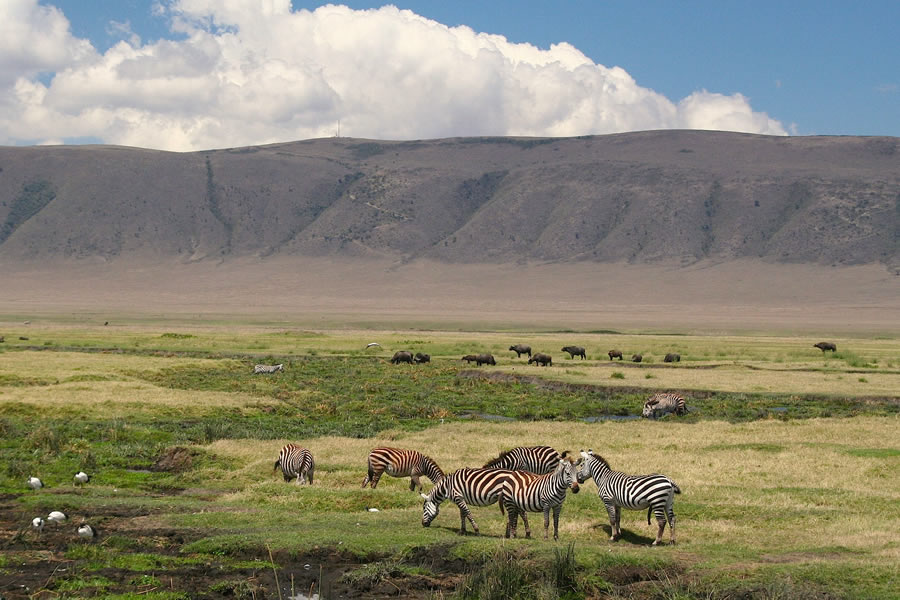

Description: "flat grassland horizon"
2 258 898 334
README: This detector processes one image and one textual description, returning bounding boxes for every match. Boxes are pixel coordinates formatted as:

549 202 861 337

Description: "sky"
1 0 898 152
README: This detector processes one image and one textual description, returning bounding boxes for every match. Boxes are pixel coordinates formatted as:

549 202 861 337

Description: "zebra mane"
482 448 515 468
589 453 611 470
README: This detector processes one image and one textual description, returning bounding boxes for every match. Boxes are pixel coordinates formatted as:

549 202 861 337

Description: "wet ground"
0 494 462 599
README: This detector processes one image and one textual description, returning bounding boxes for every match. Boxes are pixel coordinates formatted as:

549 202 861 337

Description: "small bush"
610 372 625 380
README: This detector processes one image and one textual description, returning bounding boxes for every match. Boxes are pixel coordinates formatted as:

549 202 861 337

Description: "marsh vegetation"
0 323 897 599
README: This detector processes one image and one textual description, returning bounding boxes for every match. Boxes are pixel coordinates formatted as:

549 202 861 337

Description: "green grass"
1 324 899 600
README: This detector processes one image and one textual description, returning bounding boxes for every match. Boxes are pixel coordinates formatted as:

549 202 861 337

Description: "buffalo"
813 342 837 353
414 352 431 364
631 354 643 363
561 345 586 360
663 353 681 363
608 349 623 360
528 353 552 367
475 353 496 366
509 344 532 358
391 351 415 364
461 354 479 364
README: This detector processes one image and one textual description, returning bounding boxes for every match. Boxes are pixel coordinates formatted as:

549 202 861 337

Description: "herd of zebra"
275 443 681 545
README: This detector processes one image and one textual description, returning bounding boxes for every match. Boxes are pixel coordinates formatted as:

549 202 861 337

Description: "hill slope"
1 131 897 269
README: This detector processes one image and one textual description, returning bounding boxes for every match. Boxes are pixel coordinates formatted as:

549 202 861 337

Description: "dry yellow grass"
204 417 900 560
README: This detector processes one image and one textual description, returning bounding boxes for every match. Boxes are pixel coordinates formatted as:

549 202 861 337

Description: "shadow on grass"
591 523 660 546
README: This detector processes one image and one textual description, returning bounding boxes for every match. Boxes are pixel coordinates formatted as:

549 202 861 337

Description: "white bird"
365 343 381 349
27 477 43 490
77 524 97 539
366 507 379 512
32 517 45 532
74 471 90 485
47 511 68 525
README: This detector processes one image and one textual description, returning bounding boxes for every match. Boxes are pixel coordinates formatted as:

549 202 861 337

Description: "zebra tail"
647 507 652 525
273 459 281 473
673 483 682 494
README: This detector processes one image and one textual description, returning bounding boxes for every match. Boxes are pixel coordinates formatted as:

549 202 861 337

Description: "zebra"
642 393 687 419
421 468 517 534
274 444 315 485
502 458 580 540
362 447 444 491
483 446 565 475
576 450 681 545
254 363 284 374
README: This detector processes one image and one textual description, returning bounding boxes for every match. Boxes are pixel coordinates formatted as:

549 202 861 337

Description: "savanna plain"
1 318 898 600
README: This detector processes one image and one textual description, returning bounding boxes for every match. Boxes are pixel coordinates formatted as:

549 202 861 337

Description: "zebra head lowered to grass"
362 447 444 492
482 446 565 475
577 449 681 546
502 457 579 540
641 393 687 419
274 444 315 485
421 467 515 534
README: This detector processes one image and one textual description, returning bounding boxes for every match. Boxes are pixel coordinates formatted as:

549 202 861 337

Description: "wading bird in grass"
77 524 97 540
32 517 44 533
47 511 67 525
27 477 43 490
74 471 90 485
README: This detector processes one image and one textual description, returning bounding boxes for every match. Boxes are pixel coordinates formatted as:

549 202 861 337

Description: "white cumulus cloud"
0 0 787 151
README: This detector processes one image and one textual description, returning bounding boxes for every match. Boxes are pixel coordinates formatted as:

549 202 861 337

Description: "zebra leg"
505 505 517 538
604 502 618 541
521 510 531 539
540 507 550 540
370 469 384 489
614 505 622 539
453 494 478 534
552 505 562 541
667 507 676 545
652 508 666 546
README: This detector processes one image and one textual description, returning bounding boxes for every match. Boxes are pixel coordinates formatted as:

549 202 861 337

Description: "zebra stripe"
502 459 580 540
421 468 518 534
641 393 687 419
274 444 315 485
576 450 681 545
362 447 444 492
483 446 563 474
254 363 284 374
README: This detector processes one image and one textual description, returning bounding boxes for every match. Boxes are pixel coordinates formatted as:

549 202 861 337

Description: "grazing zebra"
576 450 681 545
483 446 565 475
641 393 687 419
421 468 517 534
274 444 315 485
502 458 580 540
254 363 284 374
362 447 444 491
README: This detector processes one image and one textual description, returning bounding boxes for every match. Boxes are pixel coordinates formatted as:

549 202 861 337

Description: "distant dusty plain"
1 258 897 335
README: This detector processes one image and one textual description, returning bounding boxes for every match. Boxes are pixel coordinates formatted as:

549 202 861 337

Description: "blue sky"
2 1 897 150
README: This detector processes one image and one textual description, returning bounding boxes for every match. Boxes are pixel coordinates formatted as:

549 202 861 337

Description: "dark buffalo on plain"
509 344 532 358
414 352 431 364
391 351 415 364
663 353 681 363
631 354 642 363
561 345 586 360
813 342 837 353
608 349 623 360
475 353 496 366
528 353 552 367
461 354 478 364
